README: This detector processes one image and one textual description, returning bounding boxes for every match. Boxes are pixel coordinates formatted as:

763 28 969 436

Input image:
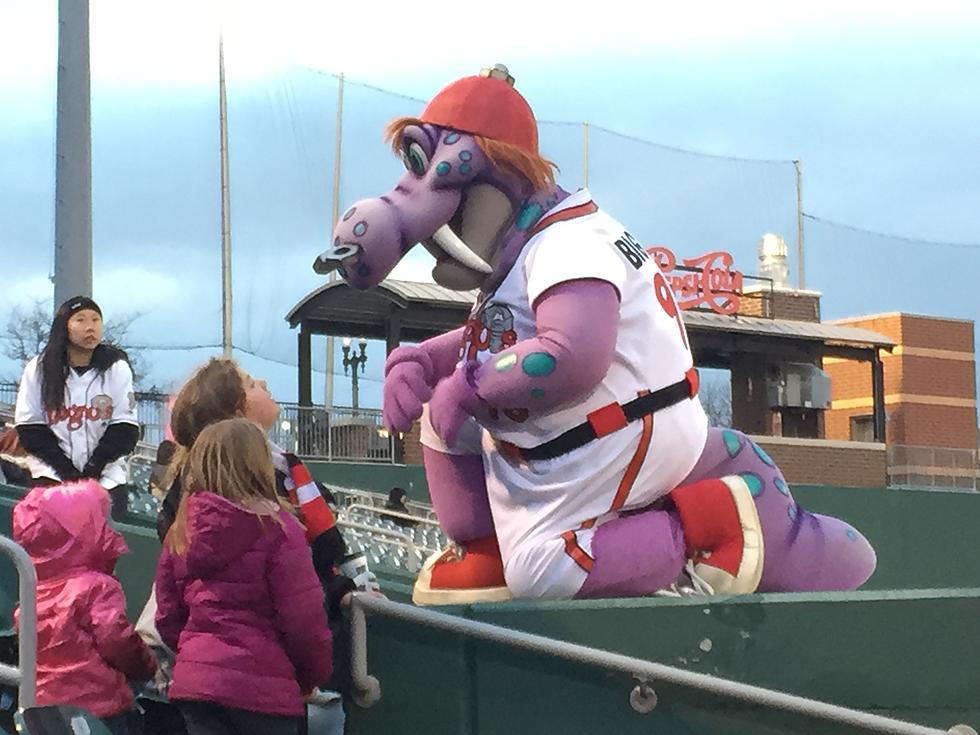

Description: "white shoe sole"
412 547 513 606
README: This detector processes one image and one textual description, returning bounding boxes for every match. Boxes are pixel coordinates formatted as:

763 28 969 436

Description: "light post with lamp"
342 337 368 414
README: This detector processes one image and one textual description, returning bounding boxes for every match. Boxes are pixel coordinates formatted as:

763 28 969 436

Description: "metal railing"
338 503 446 573
337 521 422 574
130 398 398 463
134 393 169 446
342 503 442 532
887 445 979 492
347 593 977 734
0 383 396 464
267 404 397 463
0 536 37 709
335 489 438 521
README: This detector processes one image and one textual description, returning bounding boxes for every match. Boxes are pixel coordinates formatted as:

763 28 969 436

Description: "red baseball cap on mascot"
420 64 539 156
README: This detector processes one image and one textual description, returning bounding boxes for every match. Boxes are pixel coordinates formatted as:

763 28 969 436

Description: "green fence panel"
348 590 980 734
794 485 980 590
305 462 429 502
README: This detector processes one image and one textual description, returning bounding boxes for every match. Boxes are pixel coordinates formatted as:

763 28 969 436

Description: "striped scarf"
277 450 336 542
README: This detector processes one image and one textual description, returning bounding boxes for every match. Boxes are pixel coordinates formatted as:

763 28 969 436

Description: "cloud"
8 1 979 92
389 251 437 284
0 274 53 313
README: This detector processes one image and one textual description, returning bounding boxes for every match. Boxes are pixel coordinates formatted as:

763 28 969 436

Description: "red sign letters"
645 246 743 316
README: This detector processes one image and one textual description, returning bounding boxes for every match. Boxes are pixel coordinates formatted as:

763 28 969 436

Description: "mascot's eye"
402 141 429 176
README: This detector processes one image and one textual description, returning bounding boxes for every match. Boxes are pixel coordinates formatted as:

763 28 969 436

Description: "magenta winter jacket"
155 492 333 717
13 481 156 718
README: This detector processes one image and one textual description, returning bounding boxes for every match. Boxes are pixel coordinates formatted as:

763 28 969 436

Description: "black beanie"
60 295 102 318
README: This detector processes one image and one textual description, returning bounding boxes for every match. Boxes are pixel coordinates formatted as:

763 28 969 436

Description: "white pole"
332 72 345 230
794 159 805 290
325 73 344 408
583 121 590 188
219 36 233 358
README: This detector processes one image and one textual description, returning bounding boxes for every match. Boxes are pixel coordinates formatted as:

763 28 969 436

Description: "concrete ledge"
750 434 885 451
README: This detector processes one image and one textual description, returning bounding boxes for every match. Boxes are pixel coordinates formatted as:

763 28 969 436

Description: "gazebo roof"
286 279 476 343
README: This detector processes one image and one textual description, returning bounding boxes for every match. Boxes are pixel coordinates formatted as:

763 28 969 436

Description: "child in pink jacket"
13 480 157 735
155 418 332 735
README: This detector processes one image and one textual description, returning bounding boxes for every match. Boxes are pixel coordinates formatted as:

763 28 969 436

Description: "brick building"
824 313 978 489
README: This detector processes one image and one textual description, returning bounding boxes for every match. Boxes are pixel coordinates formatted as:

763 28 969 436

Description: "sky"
1 0 979 406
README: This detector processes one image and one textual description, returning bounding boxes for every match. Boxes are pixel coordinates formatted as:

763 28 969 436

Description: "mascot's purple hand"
383 347 435 432
429 362 484 448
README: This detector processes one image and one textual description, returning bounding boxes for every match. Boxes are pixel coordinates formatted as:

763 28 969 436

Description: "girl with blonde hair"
155 418 332 735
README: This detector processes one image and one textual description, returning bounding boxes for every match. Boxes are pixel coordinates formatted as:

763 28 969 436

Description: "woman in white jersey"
14 296 139 488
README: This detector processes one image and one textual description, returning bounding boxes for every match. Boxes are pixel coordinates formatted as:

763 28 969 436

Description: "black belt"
497 368 700 462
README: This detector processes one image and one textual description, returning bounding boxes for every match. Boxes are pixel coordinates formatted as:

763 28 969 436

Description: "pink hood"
13 480 129 580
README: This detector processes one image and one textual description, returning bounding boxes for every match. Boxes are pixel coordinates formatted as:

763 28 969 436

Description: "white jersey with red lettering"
422 188 709 598
15 356 138 486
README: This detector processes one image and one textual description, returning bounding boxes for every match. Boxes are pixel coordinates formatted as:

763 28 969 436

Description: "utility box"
767 362 832 409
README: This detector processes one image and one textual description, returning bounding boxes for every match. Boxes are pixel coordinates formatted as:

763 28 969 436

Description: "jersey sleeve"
106 361 139 426
524 221 628 307
14 358 47 426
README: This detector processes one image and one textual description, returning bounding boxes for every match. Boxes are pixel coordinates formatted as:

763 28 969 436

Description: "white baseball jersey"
15 356 138 487
424 189 709 598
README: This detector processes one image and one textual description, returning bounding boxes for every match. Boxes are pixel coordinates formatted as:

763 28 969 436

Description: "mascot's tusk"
432 225 493 274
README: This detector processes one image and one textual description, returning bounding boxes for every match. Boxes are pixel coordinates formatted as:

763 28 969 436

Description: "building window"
850 415 875 442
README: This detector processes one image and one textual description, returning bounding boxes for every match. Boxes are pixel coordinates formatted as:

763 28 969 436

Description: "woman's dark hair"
155 439 177 465
386 487 408 508
39 296 128 413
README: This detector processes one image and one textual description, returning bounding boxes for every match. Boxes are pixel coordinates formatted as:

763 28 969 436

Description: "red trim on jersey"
606 404 653 515
564 395 653 568
561 530 595 573
527 200 598 239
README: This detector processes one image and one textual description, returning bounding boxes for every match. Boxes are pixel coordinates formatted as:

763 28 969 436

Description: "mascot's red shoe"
413 535 513 605
671 476 764 595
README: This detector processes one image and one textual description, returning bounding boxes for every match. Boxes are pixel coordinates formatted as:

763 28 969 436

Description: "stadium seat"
15 705 115 734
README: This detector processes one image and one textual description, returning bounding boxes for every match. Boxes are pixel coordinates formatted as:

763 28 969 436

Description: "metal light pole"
342 337 367 414
325 73 346 408
54 0 93 306
219 36 233 358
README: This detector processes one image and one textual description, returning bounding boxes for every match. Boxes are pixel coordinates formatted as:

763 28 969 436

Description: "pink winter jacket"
12 481 156 718
155 492 333 717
